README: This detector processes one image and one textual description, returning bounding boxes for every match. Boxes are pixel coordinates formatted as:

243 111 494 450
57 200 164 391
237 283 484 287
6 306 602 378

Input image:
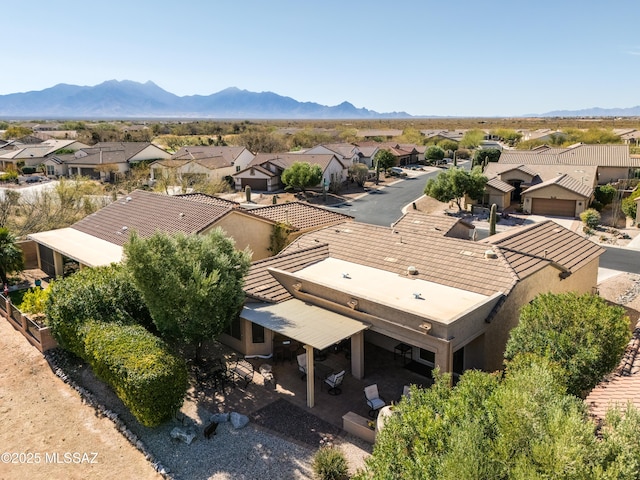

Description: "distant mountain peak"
0 80 411 119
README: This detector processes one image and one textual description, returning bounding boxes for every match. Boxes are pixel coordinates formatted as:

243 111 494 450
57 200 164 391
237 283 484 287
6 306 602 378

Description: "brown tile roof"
392 212 473 238
484 220 605 279
486 177 515 193
65 149 129 165
246 153 345 172
71 190 234 246
281 221 518 297
91 142 156 159
523 173 594 198
586 319 640 419
499 144 639 167
247 201 353 231
244 244 330 302
172 146 248 162
175 193 240 208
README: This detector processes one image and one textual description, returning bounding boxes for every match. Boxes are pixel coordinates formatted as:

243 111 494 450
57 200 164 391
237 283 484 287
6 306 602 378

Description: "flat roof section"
28 228 123 267
293 257 491 325
241 299 369 351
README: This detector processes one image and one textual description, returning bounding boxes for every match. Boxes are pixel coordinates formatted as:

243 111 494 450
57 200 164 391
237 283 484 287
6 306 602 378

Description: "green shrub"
46 265 154 355
313 446 349 480
21 166 36 174
19 284 52 316
579 208 601 229
621 188 640 222
594 184 617 206
81 320 188 427
589 199 603 212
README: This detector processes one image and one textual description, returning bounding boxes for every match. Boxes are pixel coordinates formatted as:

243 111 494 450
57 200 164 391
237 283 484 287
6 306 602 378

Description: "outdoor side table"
394 343 412 365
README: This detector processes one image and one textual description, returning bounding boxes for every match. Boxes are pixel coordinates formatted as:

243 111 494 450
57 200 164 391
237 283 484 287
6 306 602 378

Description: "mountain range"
0 80 411 119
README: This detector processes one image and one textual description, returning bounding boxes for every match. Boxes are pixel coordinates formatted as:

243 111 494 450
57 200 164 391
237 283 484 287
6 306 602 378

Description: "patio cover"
28 228 123 267
241 299 369 350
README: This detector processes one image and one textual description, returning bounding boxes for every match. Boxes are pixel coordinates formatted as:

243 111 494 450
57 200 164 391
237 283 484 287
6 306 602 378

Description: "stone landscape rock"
230 412 249 429
210 412 229 423
170 426 196 445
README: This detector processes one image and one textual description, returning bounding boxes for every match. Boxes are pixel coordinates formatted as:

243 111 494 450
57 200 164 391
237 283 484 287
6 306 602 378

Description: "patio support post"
351 331 364 379
53 251 64 277
304 344 315 408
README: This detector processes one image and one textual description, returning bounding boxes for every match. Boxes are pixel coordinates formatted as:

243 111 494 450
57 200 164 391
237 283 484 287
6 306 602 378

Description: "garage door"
531 198 576 217
241 178 268 191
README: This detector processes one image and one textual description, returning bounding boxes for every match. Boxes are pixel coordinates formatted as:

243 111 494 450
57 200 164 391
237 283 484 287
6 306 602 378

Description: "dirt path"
0 320 162 480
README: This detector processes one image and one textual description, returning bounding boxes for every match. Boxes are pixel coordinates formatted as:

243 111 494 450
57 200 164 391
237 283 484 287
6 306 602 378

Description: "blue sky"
3 1 639 117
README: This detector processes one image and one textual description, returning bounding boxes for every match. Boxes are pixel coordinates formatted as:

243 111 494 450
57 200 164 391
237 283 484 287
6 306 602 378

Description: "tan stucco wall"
484 257 599 371
522 184 589 216
487 190 511 210
210 212 273 260
598 167 629 184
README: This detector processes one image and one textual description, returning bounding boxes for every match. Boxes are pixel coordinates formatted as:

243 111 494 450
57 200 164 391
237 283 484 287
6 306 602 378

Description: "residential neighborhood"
2 120 640 479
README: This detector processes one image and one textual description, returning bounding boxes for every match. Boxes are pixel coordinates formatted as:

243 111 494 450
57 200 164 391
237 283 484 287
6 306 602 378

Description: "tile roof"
71 189 234 246
392 212 473 238
586 319 640 420
523 173 593 198
64 149 129 165
499 144 639 167
485 163 599 186
91 142 157 159
484 220 605 279
247 201 353 231
280 221 518 297
247 153 344 171
244 244 330 302
175 193 240 208
486 177 515 193
172 146 247 162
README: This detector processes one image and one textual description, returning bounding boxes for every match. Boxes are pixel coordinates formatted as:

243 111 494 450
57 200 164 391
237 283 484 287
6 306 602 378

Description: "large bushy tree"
281 162 323 195
423 166 487 210
373 149 397 184
124 229 251 360
504 292 630 397
357 358 640 479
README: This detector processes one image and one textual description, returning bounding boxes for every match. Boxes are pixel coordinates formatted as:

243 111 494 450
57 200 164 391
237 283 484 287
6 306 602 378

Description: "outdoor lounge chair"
324 370 346 395
364 384 386 418
297 353 307 379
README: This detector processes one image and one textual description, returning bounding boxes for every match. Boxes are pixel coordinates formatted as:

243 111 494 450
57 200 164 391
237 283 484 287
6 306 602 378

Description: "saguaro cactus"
489 203 498 236
245 185 252 203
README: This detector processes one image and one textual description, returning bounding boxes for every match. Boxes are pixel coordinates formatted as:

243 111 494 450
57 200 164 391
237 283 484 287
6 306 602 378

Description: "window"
236 165 241 172
226 316 241 340
46 165 55 176
419 348 435 366
251 323 265 344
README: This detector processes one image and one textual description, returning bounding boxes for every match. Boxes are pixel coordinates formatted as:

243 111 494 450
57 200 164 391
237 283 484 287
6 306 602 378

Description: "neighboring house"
0 139 89 171
518 129 568 143
497 144 640 184
354 142 415 166
27 190 353 276
171 146 255 173
483 144 640 216
224 213 602 406
150 157 235 185
304 143 363 167
45 142 171 180
421 129 466 144
233 153 347 192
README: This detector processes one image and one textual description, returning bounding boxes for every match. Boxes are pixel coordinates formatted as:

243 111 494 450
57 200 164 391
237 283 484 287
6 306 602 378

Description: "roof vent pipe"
484 249 497 259
407 266 418 275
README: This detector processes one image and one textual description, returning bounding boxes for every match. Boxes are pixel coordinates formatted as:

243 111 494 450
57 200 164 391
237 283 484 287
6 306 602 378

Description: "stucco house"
27 190 353 276
223 212 603 406
44 142 171 180
0 139 89 171
482 143 640 215
233 153 347 192
171 146 255 173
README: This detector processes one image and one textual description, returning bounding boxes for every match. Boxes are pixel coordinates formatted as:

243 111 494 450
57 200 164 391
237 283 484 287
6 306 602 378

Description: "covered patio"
241 299 369 408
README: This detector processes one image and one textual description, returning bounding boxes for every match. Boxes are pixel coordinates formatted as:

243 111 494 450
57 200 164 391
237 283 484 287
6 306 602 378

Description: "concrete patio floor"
195 340 434 432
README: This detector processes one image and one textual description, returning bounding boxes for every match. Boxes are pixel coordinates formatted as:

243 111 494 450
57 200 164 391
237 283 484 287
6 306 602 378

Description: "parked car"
389 167 407 177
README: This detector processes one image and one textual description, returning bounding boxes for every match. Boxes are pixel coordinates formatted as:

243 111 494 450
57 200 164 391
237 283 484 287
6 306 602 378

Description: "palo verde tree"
423 166 487 210
0 227 24 285
281 162 323 196
504 292 630 398
124 229 251 361
425 145 445 164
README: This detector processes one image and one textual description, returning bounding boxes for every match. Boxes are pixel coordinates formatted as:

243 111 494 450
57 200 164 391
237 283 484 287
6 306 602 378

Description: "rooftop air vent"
484 249 497 259
407 266 418 275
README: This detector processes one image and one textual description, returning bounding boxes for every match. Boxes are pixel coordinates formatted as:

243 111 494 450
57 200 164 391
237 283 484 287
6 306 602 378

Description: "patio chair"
364 384 386 418
324 370 346 395
297 353 307 379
